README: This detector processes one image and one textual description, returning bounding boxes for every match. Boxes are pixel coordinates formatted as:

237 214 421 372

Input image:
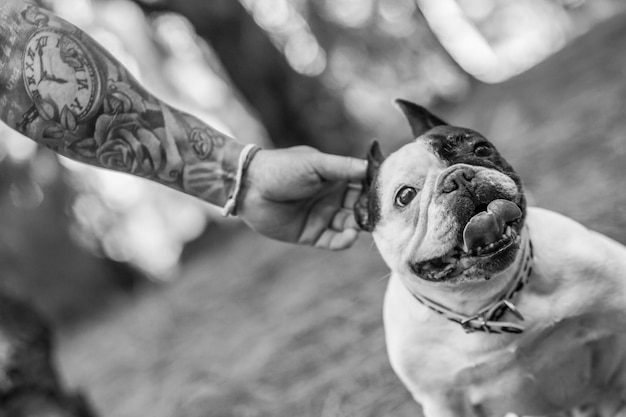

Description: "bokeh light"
242 0 327 76
21 0 625 279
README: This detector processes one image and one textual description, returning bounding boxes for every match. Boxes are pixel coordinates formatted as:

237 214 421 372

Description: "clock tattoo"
22 28 103 125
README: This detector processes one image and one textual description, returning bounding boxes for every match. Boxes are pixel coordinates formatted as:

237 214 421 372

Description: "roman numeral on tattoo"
77 78 88 90
37 36 48 49
27 47 35 60
70 97 83 112
25 62 34 72
27 75 36 86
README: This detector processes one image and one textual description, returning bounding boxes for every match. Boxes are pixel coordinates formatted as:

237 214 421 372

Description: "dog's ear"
395 99 448 138
355 140 385 232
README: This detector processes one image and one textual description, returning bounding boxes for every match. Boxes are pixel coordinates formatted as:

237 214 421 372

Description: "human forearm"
0 1 244 206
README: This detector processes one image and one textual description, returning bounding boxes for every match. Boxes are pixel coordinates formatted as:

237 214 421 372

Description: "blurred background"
1 0 626 416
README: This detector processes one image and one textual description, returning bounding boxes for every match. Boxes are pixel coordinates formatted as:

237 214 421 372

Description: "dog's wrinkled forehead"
379 140 443 186
421 126 516 176
380 126 517 182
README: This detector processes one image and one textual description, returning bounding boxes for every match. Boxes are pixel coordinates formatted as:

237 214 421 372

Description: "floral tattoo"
0 2 244 206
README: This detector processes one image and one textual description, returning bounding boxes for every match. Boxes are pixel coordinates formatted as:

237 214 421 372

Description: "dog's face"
356 100 527 283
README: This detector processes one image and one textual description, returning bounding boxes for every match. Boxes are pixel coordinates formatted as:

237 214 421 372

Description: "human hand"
237 146 367 250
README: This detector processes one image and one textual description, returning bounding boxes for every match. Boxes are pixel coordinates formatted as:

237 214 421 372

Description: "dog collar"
408 230 534 335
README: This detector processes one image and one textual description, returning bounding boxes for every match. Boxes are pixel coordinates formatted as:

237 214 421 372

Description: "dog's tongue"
462 199 522 252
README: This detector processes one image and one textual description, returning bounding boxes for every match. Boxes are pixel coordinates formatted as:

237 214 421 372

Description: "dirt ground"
58 227 418 417
55 14 626 417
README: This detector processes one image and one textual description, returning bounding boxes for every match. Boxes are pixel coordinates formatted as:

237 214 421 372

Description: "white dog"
355 100 626 417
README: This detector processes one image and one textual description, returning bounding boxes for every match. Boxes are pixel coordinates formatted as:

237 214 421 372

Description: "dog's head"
356 100 526 283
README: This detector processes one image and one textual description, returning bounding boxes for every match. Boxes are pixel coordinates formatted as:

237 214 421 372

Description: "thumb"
313 154 368 182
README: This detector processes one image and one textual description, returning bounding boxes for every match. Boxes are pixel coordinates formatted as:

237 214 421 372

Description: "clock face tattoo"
22 28 103 124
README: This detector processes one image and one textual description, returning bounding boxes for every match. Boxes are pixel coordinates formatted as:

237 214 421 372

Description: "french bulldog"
356 100 626 417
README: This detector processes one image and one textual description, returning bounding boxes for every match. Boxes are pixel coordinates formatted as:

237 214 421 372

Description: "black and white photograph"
1 0 625 416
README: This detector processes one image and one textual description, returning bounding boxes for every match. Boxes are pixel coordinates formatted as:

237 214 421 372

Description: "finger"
334 228 359 250
343 213 359 230
342 182 362 209
299 184 358 244
314 228 359 251
330 208 360 232
288 145 317 154
330 208 352 231
313 154 368 182
299 203 338 245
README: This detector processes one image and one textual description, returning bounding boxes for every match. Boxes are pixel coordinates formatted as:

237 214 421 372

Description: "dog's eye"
395 186 417 207
474 143 492 157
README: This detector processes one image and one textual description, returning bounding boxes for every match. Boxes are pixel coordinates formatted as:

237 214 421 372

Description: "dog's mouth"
411 199 523 281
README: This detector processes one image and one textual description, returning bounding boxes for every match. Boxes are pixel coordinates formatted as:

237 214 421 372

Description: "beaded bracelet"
221 144 262 217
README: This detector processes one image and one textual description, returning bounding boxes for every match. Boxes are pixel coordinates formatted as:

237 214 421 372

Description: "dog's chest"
383 275 624 415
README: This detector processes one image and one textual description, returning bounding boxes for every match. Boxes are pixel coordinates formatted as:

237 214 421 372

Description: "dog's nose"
441 167 475 193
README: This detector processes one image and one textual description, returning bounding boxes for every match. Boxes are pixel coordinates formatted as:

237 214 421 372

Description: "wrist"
221 144 262 217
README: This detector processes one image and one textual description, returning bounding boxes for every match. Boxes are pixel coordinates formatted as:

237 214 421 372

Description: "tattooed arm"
0 1 367 249
0 1 244 206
